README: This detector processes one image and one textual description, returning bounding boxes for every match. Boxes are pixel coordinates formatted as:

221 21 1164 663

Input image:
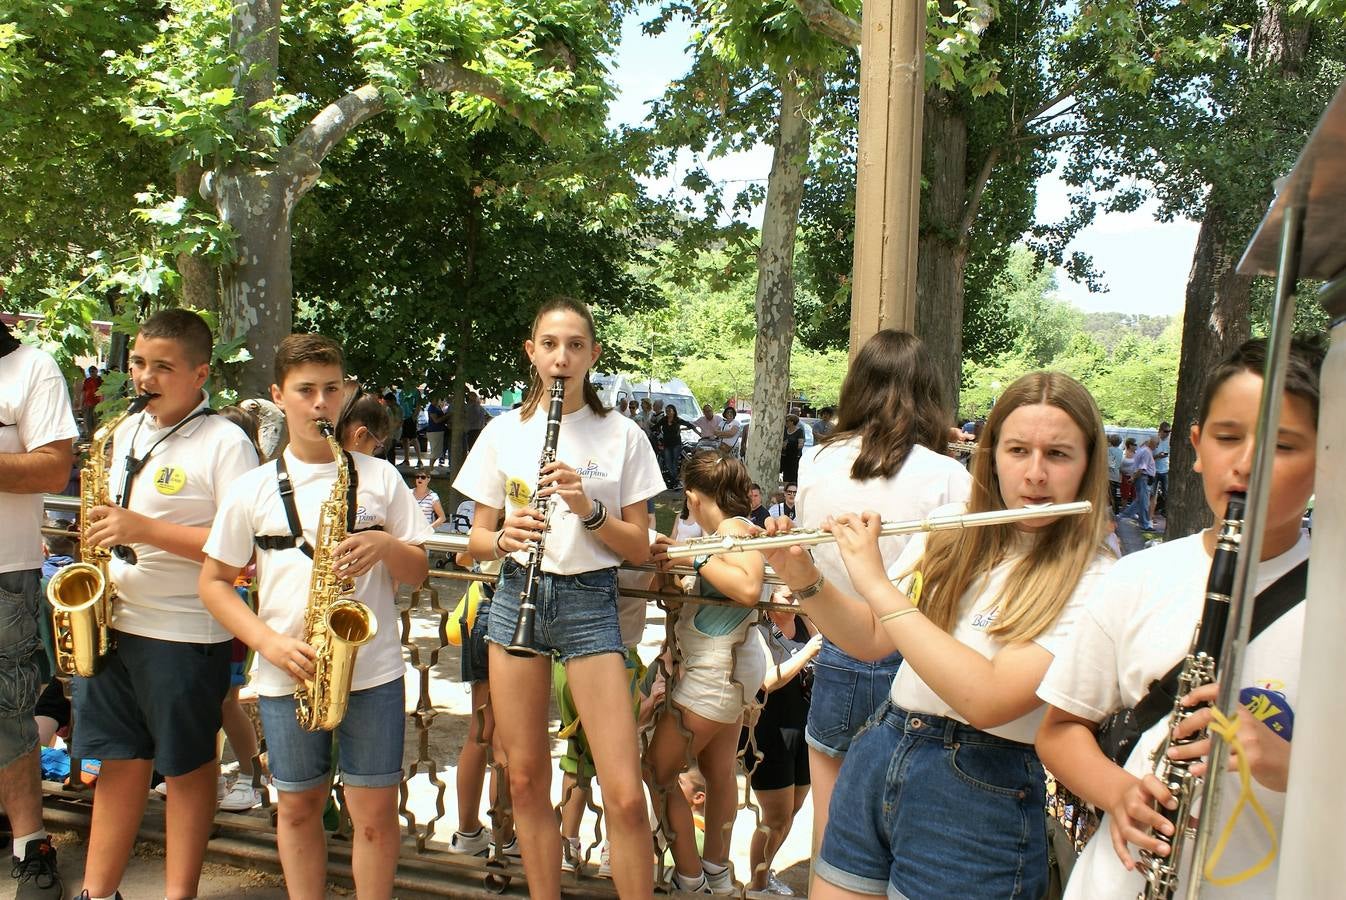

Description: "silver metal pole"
1184 203 1303 898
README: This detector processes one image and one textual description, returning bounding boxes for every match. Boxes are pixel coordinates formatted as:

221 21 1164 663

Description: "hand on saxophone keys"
1165 682 1292 791
260 630 318 682
84 504 149 549
335 530 394 579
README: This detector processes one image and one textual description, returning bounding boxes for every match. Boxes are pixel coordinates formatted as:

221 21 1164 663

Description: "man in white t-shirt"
69 310 259 900
1152 421 1171 519
200 334 432 899
0 321 77 898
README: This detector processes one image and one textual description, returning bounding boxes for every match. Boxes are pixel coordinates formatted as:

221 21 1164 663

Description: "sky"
604 8 1201 319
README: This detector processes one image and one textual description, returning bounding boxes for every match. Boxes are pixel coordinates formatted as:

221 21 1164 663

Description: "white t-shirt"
717 418 741 452
108 396 260 642
0 344 79 574
204 449 434 697
767 502 796 521
453 405 665 575
885 509 1115 744
798 438 973 599
1155 436 1171 475
670 516 703 543
1039 532 1308 900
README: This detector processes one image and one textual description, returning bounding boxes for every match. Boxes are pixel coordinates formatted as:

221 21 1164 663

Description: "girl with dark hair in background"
793 329 973 860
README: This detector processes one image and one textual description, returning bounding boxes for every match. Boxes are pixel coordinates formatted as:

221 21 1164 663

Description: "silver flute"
664 501 1092 559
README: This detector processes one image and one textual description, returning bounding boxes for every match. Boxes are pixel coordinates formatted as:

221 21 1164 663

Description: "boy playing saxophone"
72 309 259 900
200 335 431 899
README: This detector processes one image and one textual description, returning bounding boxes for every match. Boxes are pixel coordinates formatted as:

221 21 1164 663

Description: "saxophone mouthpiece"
316 419 336 438
128 392 158 413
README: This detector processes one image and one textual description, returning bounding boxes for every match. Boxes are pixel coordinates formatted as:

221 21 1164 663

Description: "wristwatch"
789 573 825 602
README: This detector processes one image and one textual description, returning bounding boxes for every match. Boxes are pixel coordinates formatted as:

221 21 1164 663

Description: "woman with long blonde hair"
764 371 1115 898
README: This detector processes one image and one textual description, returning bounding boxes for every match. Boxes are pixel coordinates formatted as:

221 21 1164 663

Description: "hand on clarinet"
760 516 820 590
1105 773 1177 869
1167 682 1292 791
538 460 592 517
498 507 545 554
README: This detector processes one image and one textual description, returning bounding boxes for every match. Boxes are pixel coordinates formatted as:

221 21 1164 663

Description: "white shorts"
670 610 767 724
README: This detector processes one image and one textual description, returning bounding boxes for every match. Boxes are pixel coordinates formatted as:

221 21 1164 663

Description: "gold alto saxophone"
47 393 156 678
294 420 378 732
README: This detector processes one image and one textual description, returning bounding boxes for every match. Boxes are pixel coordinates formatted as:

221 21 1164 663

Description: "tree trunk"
174 163 219 313
203 161 318 397
1166 204 1252 539
1166 4 1310 539
915 88 970 413
747 75 811 490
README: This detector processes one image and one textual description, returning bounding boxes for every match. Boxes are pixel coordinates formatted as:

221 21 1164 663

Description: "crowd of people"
0 299 1322 900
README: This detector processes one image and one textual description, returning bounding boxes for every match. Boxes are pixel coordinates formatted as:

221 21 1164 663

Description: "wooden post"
848 0 926 358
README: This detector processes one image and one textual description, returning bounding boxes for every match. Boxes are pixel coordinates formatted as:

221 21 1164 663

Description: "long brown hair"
912 371 1111 644
820 330 949 479
519 296 608 420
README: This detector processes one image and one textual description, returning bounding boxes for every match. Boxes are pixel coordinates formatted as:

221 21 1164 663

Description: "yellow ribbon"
1201 706 1279 886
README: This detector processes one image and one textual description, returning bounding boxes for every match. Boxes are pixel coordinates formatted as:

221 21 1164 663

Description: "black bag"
1095 560 1307 766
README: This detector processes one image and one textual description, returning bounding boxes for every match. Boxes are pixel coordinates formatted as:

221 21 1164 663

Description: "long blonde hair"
914 372 1111 644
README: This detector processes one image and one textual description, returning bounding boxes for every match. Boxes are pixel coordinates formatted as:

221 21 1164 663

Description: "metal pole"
1184 203 1303 898
848 0 925 358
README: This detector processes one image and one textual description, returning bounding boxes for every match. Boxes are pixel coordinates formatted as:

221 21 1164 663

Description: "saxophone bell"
49 391 159 676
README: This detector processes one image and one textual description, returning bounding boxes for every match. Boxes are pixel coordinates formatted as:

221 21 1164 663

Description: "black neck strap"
117 407 217 510
256 450 373 559
1132 559 1309 735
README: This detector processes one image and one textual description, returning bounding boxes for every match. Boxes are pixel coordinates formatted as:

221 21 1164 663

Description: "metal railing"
38 494 798 896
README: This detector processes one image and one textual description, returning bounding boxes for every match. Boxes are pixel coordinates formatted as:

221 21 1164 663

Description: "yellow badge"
153 466 187 495
505 477 532 508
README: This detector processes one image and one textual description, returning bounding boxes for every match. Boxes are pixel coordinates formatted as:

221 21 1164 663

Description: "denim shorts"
817 703 1049 899
257 675 406 792
0 569 43 768
73 631 232 777
805 638 904 758
486 560 623 662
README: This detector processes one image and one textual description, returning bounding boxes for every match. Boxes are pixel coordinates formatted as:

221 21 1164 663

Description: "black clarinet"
1136 492 1245 899
506 378 566 657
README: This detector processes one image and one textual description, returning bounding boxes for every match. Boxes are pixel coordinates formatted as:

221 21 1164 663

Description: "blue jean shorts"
0 569 43 768
817 703 1048 899
257 675 406 793
805 638 904 758
486 560 623 662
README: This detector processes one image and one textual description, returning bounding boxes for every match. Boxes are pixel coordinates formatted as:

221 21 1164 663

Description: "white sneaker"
703 861 734 894
672 870 711 893
220 780 263 812
153 780 168 797
597 841 611 877
449 827 491 857
765 870 795 895
497 836 523 859
561 837 582 872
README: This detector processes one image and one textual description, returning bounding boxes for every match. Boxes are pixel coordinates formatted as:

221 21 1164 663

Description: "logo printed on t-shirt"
970 606 999 630
1240 681 1294 741
153 465 187 495
354 504 380 528
505 477 532 508
575 459 608 479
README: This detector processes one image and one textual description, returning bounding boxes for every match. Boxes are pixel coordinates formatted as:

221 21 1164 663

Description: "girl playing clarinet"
453 297 665 899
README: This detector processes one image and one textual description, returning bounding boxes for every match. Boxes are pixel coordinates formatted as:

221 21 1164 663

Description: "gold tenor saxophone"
47 393 156 677
294 420 378 732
